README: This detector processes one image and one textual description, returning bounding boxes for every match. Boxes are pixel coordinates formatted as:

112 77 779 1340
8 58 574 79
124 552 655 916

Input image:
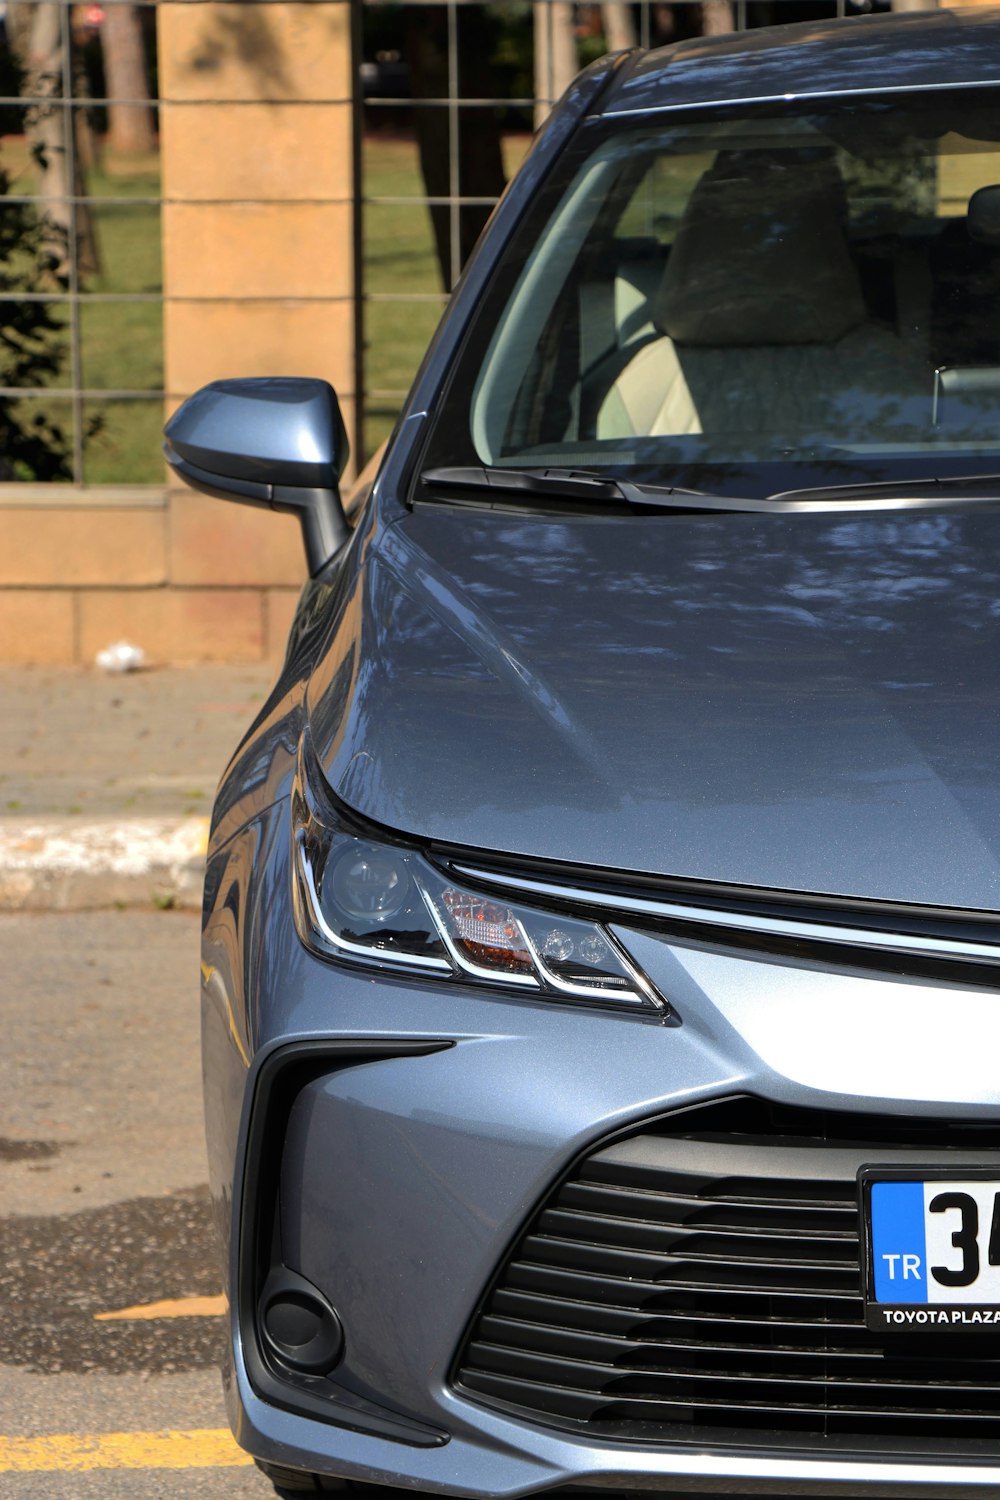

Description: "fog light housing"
259 1267 344 1375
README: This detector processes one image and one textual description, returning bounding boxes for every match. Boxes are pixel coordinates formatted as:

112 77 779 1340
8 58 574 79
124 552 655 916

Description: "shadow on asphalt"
0 1186 224 1374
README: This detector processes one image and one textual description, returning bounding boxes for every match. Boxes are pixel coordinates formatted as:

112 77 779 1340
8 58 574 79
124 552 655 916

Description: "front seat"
591 149 872 441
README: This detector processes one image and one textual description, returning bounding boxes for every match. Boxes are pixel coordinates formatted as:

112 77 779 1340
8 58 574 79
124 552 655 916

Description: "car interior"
475 110 1000 473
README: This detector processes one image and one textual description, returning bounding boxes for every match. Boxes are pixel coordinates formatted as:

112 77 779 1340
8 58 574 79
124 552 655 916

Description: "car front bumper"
202 802 1000 1497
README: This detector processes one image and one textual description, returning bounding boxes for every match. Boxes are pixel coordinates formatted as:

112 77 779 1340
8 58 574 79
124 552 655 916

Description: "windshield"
423 90 1000 500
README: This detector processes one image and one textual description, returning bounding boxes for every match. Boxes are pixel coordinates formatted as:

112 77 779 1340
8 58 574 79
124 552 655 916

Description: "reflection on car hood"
306 504 1000 911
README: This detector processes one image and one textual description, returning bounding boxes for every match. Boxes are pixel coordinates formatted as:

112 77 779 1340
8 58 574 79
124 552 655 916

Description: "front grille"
455 1098 1000 1453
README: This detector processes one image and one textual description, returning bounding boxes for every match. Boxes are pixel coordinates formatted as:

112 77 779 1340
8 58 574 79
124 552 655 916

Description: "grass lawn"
82 154 164 484
363 133 447 454
363 132 529 453
1 132 526 481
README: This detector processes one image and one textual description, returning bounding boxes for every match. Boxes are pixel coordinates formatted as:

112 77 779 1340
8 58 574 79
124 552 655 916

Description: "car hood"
306 503 1000 911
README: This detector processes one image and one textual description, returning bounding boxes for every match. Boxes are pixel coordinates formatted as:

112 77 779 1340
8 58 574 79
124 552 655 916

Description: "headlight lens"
292 746 664 1014
296 823 450 972
329 842 411 923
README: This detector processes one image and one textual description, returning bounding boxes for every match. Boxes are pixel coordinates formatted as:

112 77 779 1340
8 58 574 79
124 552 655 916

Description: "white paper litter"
94 640 148 673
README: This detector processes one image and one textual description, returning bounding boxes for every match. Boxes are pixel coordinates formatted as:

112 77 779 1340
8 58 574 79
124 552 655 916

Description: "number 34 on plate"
863 1173 1000 1331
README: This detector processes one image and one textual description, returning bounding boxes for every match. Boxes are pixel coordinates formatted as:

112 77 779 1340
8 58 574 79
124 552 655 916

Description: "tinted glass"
424 92 1000 499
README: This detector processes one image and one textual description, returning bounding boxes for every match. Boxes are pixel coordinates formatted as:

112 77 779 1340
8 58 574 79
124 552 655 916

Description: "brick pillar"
158 1 356 660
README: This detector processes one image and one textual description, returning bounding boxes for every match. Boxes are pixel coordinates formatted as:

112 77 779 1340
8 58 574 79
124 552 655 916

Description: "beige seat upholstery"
598 339 702 438
594 150 889 441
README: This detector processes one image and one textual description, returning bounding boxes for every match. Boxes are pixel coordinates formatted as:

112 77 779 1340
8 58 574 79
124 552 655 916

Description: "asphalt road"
0 910 275 1498
0 665 273 821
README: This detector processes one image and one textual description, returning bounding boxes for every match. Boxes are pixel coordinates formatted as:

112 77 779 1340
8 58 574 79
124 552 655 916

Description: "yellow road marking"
94 1294 227 1322
0 1428 252 1473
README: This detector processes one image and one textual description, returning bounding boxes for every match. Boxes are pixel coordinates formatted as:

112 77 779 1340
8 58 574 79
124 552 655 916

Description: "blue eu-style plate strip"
871 1181 928 1304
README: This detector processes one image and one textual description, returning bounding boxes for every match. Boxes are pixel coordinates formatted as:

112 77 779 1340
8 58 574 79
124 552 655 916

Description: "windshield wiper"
768 474 1000 504
420 465 754 511
422 465 1000 515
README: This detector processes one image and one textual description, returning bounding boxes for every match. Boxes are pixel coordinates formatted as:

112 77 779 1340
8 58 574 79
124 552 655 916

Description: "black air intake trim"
455 1097 1000 1456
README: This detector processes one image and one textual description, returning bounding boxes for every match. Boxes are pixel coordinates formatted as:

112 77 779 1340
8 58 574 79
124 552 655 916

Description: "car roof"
601 5 1000 117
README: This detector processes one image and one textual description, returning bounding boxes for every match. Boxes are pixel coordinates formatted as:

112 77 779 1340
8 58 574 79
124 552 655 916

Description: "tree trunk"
406 6 507 289
23 2 69 280
8 1 100 282
102 3 155 157
534 3 578 129
701 0 735 35
601 3 637 53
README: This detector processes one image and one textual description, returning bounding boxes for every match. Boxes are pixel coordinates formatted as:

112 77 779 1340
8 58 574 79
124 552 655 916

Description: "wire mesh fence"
0 0 893 489
359 0 879 452
0 0 163 485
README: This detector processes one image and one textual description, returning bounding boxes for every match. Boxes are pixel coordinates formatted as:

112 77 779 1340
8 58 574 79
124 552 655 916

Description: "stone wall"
0 0 355 665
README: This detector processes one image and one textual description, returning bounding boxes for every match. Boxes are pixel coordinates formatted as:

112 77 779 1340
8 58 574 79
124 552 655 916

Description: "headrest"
655 151 865 346
968 185 1000 245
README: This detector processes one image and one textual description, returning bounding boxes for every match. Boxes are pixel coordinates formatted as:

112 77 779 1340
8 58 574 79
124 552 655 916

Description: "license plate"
860 1167 1000 1332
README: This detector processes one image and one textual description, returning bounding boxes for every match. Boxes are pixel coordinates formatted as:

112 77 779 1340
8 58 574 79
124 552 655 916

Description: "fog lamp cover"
258 1267 344 1375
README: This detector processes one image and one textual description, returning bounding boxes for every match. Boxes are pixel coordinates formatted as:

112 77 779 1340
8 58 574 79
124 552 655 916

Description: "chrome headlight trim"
451 863 1000 970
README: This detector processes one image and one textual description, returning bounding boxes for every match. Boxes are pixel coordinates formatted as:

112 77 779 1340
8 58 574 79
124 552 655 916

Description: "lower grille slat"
507 1258 865 1307
459 1368 1000 1426
560 1180 858 1234
490 1288 868 1338
469 1339 1000 1399
539 1205 859 1259
514 1245 860 1297
478 1314 952 1367
455 1096 1000 1453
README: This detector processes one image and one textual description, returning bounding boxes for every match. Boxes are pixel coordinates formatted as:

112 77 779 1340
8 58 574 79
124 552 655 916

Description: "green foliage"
0 140 167 484
0 159 72 480
0 31 71 483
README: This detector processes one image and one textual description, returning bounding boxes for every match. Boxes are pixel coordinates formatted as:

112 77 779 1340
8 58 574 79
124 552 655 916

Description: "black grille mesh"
455 1098 1000 1450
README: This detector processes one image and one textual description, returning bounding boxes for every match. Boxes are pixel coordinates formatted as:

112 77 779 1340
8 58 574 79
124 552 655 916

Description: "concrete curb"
0 818 210 912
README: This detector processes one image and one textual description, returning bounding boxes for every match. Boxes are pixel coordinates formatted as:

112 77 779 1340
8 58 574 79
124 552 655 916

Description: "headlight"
291 742 665 1015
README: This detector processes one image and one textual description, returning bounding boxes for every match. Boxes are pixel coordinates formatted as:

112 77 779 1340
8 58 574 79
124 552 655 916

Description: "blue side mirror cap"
164 377 351 575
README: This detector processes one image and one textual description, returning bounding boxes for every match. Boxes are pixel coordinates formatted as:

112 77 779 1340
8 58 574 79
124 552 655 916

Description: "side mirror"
164 377 352 576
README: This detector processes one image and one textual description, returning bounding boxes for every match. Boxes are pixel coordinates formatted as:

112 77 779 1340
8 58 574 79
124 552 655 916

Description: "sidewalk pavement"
0 664 277 911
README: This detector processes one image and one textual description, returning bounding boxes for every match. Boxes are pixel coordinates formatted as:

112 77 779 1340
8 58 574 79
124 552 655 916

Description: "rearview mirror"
163 377 351 575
